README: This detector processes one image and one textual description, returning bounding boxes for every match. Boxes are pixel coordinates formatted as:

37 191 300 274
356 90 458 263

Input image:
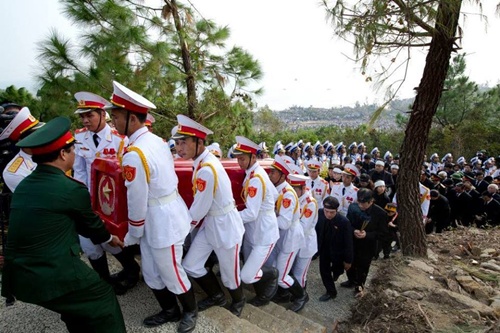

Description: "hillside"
273 97 414 130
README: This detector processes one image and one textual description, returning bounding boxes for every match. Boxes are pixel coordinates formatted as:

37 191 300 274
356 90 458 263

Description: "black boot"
193 271 227 311
272 286 291 303
249 266 279 307
228 285 246 317
143 287 181 327
288 278 309 312
89 254 127 295
177 288 198 333
110 247 141 289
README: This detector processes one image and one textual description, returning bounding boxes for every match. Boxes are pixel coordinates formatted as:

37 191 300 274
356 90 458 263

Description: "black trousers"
38 279 125 333
346 252 373 288
319 253 338 296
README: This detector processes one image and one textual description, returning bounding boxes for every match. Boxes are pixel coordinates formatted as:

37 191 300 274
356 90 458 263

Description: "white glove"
124 233 140 247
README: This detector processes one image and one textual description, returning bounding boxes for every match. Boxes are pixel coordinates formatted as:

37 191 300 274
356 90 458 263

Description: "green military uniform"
1 117 125 333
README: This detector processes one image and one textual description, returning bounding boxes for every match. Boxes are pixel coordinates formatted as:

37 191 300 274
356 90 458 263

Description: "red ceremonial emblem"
123 165 136 182
248 186 258 198
196 178 207 192
304 208 313 218
283 198 291 209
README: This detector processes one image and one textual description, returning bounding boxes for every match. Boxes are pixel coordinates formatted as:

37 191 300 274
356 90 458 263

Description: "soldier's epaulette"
321 179 328 185
7 157 24 173
75 127 88 134
65 174 87 186
111 128 126 139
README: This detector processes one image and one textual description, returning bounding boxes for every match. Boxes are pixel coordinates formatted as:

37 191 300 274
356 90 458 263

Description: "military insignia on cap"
248 186 257 198
123 165 136 182
282 198 291 209
196 178 207 192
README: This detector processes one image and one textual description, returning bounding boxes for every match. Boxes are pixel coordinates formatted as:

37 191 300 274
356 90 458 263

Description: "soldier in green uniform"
1 117 126 333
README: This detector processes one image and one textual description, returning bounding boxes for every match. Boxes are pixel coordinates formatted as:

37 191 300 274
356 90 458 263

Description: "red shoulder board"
321 179 328 185
65 175 86 186
75 127 88 134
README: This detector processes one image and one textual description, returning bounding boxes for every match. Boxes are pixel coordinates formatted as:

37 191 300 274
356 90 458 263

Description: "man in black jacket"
428 190 451 233
346 189 388 297
316 197 353 301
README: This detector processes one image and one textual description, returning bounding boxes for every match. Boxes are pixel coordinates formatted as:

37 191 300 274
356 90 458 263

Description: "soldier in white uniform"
109 81 197 333
266 156 308 312
233 136 280 307
173 115 246 317
330 163 360 216
305 159 329 209
291 174 318 294
1 107 44 192
73 92 139 295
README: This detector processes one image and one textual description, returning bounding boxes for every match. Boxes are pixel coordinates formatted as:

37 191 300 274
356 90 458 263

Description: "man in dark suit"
478 191 500 227
346 189 388 297
428 190 451 233
454 183 474 227
1 117 126 333
316 196 353 301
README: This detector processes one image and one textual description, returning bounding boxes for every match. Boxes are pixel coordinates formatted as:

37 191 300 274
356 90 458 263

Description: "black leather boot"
249 266 279 307
110 247 140 289
143 288 181 327
288 278 309 312
177 288 198 333
89 254 127 295
272 286 291 303
193 270 227 311
228 285 246 317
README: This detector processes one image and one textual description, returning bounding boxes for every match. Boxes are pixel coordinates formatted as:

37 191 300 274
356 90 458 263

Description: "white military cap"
172 114 213 140
74 91 111 114
110 81 156 114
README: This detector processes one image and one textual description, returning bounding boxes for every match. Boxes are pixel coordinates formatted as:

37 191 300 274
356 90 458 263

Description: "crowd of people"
1 84 499 333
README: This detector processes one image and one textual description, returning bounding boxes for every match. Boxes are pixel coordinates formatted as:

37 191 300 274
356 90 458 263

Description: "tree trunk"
170 0 197 118
398 0 462 257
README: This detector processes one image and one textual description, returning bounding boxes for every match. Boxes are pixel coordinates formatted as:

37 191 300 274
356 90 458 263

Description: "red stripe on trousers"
171 245 188 293
282 252 295 287
234 244 240 288
254 243 275 280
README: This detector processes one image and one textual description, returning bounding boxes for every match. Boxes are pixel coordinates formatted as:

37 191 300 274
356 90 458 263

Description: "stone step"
260 302 327 333
242 289 327 333
201 306 268 333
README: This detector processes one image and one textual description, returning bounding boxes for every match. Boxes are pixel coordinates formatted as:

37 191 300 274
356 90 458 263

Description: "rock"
482 248 497 255
471 247 482 256
408 260 434 274
453 255 462 260
402 290 424 300
427 249 439 263
471 259 479 265
435 289 495 317
480 253 492 258
491 299 500 318
459 309 481 320
480 262 500 272
384 289 400 298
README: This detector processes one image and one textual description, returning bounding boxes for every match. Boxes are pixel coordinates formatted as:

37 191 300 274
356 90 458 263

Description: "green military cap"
17 116 76 155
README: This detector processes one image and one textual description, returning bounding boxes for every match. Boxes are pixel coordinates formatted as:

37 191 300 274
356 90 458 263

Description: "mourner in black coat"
428 190 451 233
316 197 353 301
346 189 388 296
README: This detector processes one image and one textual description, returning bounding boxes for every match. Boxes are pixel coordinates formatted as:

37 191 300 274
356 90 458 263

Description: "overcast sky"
1 0 499 110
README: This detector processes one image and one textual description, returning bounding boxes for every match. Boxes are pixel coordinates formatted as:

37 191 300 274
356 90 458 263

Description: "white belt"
148 190 178 207
260 209 276 217
207 202 236 217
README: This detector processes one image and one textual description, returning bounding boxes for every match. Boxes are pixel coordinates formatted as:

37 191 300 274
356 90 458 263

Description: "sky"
1 0 499 110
